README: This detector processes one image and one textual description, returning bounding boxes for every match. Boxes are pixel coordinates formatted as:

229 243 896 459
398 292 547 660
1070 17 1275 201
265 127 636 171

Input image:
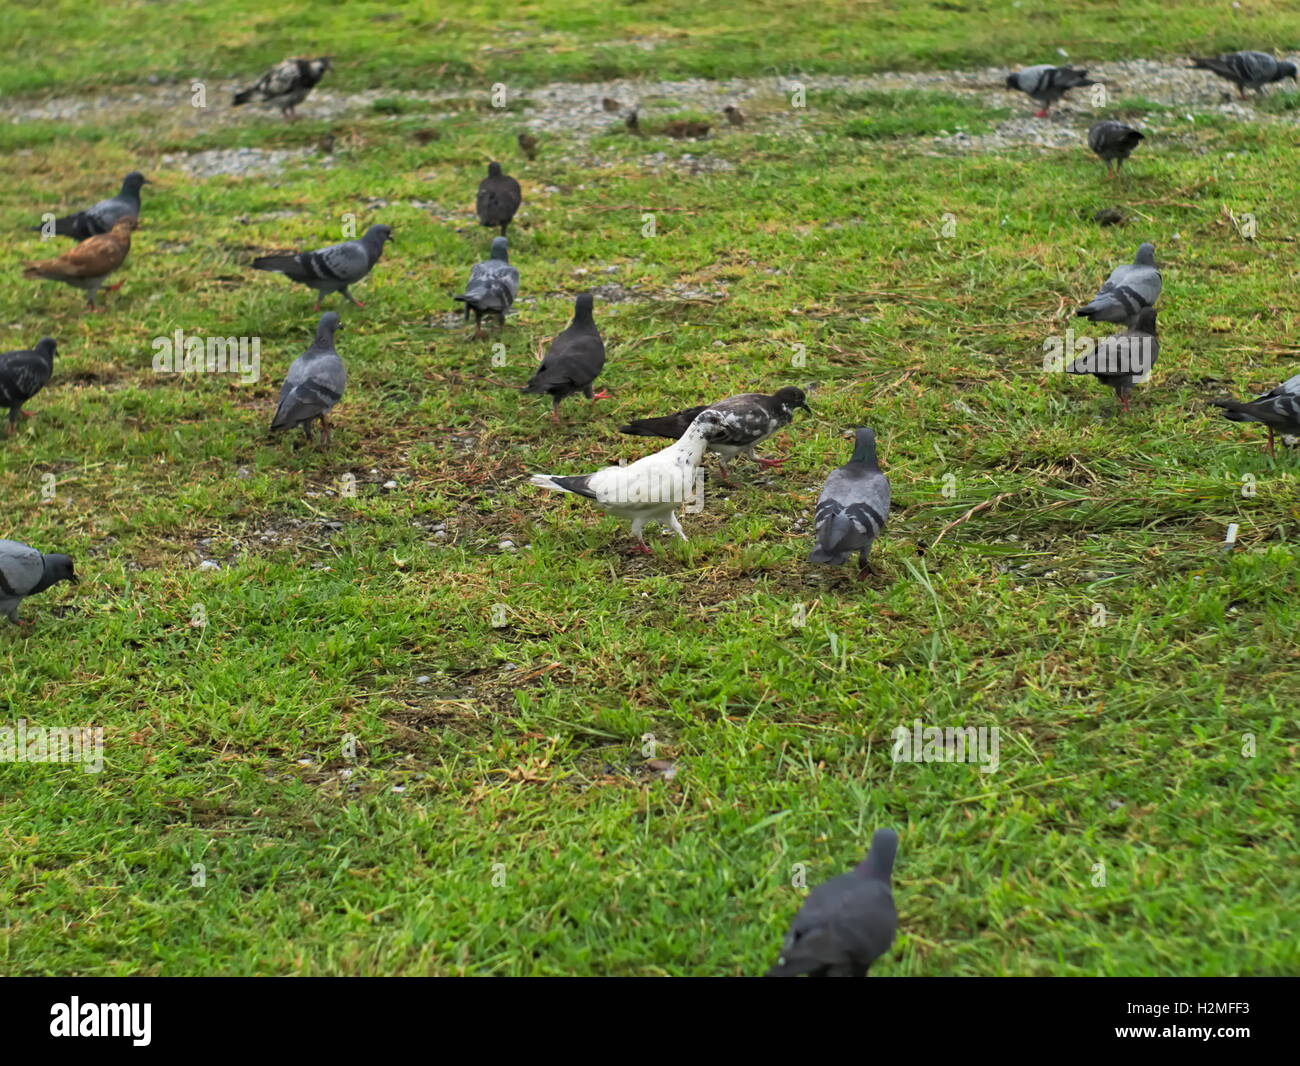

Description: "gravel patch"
160 147 329 179
3 57 1296 172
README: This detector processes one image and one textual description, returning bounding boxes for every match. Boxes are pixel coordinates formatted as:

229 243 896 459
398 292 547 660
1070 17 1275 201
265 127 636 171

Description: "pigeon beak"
799 401 812 416
142 178 153 184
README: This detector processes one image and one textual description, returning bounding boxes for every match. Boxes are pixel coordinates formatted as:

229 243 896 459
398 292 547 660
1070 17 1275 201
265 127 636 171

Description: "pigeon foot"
754 456 787 468
591 389 612 401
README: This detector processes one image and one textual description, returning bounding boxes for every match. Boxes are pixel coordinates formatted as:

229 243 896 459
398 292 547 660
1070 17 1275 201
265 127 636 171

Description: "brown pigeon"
24 217 138 311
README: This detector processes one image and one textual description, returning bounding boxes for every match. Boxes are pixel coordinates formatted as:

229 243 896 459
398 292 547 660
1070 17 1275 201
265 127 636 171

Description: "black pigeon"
233 57 332 119
251 224 392 310
454 236 519 338
37 171 149 241
1087 120 1143 177
476 162 522 236
768 828 899 978
1066 306 1158 412
1210 371 1300 457
522 293 607 422
1190 52 1297 98
619 388 810 481
1075 242 1161 327
0 338 56 436
810 427 891 577
1005 64 1097 116
0 539 76 625
269 312 346 446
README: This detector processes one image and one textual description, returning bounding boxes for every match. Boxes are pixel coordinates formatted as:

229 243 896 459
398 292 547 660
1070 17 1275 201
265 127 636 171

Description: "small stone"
198 560 220 571
498 539 516 551
415 675 431 684
383 480 398 490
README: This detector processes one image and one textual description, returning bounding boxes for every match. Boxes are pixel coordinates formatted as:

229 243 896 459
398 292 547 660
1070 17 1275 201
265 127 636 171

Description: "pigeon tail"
1209 399 1266 424
251 254 303 276
618 412 698 440
529 474 597 499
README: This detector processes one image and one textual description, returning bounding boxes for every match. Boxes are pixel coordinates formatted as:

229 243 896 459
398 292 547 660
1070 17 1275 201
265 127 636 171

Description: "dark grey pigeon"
1210 370 1300 457
269 312 346 446
1191 52 1297 97
233 57 332 119
0 338 56 436
809 427 891 577
1087 120 1144 177
453 236 519 338
1075 242 1161 327
767 828 899 978
37 172 149 241
251 224 392 310
1005 64 1097 116
619 387 810 481
522 293 607 422
1066 307 1158 412
476 162 522 236
0 539 76 625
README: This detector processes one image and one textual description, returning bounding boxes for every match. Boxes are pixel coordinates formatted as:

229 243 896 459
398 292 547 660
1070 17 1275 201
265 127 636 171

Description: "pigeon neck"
851 437 877 467
32 560 67 595
859 833 897 881
311 327 336 350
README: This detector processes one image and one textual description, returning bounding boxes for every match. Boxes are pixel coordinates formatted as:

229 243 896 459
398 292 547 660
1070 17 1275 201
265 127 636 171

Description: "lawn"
0 1 1296 976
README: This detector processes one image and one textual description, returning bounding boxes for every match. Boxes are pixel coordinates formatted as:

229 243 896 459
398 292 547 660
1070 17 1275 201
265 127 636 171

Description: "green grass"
0 1 1298 977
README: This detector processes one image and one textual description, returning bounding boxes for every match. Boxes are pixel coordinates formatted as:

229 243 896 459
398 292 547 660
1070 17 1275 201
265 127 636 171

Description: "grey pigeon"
530 409 728 553
233 57 332 119
269 312 346 446
36 171 149 241
809 427 891 577
1190 52 1297 97
476 162 522 236
1075 242 1161 327
619 387 810 481
0 338 56 435
454 236 519 338
0 539 76 625
251 224 392 310
1087 120 1143 177
1066 307 1158 412
767 828 899 977
522 293 608 422
1005 64 1097 116
1210 371 1300 457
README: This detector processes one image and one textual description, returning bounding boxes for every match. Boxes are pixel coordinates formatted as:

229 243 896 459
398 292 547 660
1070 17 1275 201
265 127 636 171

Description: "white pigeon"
530 409 726 553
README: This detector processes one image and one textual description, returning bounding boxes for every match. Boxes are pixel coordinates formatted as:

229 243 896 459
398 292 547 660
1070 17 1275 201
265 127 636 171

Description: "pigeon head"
573 292 595 322
312 57 333 74
34 338 58 361
111 217 141 235
490 236 510 261
363 224 394 247
850 426 878 465
1134 242 1157 266
1004 73 1020 90
315 311 342 342
487 161 503 177
43 553 77 588
774 386 810 416
691 409 729 442
1281 61 1299 81
122 171 150 191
